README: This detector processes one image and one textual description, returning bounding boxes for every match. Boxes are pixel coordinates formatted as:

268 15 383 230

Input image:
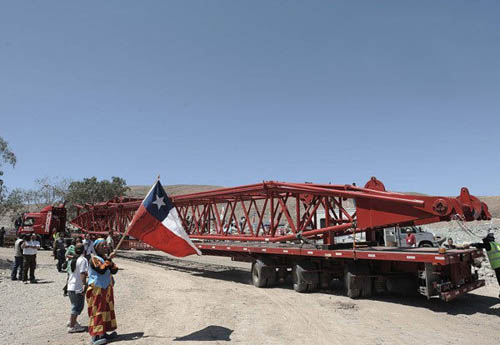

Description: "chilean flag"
127 180 201 257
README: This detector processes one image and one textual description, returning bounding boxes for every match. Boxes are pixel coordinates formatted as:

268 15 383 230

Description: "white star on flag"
152 194 166 210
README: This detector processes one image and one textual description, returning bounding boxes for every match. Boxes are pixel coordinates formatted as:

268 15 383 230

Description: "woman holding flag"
86 238 118 345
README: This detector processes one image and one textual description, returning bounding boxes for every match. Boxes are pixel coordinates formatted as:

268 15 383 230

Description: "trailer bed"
194 240 484 265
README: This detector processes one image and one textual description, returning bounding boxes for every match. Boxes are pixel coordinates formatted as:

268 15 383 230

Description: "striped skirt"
86 284 117 336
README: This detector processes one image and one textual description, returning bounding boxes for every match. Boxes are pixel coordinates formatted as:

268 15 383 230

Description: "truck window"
23 218 35 226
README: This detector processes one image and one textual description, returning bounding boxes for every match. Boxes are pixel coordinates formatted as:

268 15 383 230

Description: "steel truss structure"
70 177 490 245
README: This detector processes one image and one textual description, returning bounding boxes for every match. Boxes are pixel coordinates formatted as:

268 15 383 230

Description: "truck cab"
16 204 67 249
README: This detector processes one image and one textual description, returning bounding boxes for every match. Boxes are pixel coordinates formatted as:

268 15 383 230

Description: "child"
67 243 88 333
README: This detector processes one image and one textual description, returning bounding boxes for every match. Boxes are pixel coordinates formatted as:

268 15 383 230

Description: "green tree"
65 176 129 218
32 176 72 205
0 137 17 216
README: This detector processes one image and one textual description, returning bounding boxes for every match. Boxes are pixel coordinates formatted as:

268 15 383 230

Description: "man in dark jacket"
471 233 500 297
0 226 6 247
11 234 25 280
53 236 66 272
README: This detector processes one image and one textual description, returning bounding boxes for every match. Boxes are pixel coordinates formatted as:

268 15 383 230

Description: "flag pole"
111 176 160 257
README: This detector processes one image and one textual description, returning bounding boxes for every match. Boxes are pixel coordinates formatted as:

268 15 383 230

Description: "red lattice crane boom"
70 177 490 244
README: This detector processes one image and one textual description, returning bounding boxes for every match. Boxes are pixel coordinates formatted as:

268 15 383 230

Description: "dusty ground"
0 247 499 345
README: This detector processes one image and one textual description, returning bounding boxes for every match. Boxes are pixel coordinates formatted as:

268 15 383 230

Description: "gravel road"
0 247 499 345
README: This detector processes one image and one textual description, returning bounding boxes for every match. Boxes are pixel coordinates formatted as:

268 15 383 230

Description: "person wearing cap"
441 237 456 249
67 243 88 333
86 238 119 345
471 233 500 297
405 228 416 247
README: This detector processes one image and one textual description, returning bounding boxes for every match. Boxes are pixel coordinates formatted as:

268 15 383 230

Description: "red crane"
69 177 491 301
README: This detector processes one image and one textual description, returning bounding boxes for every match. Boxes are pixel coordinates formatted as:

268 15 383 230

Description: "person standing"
63 238 83 296
87 239 118 345
67 243 88 333
53 236 66 272
471 233 500 297
405 228 416 247
11 234 25 280
83 234 95 260
0 226 6 247
105 230 114 255
21 233 40 283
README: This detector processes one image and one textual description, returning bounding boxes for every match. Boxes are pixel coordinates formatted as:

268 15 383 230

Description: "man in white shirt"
21 233 40 283
67 243 88 333
84 233 95 260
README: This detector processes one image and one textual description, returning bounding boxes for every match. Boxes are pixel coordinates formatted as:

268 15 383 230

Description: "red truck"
16 204 67 249
70 177 491 301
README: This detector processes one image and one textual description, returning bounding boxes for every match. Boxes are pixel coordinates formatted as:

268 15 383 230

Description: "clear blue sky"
1 1 499 196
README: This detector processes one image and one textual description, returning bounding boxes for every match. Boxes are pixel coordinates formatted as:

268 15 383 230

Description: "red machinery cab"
16 204 67 249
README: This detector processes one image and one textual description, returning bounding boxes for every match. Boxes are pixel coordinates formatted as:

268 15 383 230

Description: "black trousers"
56 250 65 272
495 268 500 286
23 254 36 282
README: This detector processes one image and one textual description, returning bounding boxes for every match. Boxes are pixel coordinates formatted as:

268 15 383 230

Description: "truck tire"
344 271 361 298
418 241 433 248
344 263 372 298
292 261 319 293
251 258 276 288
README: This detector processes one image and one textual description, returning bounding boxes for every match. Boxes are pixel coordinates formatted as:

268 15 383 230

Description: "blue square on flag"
143 181 174 221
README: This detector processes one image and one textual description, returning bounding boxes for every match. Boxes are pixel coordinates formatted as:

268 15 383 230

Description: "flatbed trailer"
193 240 485 301
70 177 491 301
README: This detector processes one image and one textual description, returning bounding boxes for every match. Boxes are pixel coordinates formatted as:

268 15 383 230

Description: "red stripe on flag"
128 205 198 257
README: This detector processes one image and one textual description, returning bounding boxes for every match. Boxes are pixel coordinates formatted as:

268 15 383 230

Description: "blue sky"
1 1 499 196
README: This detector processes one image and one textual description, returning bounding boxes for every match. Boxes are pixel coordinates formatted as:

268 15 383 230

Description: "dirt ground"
0 247 499 345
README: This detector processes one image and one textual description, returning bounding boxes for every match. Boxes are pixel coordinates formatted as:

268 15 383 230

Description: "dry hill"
127 184 224 198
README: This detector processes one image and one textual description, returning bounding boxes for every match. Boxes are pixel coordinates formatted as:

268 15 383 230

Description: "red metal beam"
70 178 490 244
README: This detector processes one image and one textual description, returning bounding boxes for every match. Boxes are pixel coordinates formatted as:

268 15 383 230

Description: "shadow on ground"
118 252 500 317
118 253 251 285
174 325 233 341
0 258 12 269
114 332 146 342
370 292 500 317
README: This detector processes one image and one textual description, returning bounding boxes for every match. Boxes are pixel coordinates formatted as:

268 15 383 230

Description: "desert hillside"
127 184 224 198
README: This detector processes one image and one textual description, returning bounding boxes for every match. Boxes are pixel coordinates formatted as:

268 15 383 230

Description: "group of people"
64 237 119 345
11 233 41 283
10 230 119 345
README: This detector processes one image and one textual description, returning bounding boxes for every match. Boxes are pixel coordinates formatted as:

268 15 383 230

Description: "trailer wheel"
292 261 319 293
344 271 361 298
344 263 372 298
251 259 276 288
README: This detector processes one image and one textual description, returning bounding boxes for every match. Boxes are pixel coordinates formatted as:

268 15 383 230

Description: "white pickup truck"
317 211 440 247
383 226 441 248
